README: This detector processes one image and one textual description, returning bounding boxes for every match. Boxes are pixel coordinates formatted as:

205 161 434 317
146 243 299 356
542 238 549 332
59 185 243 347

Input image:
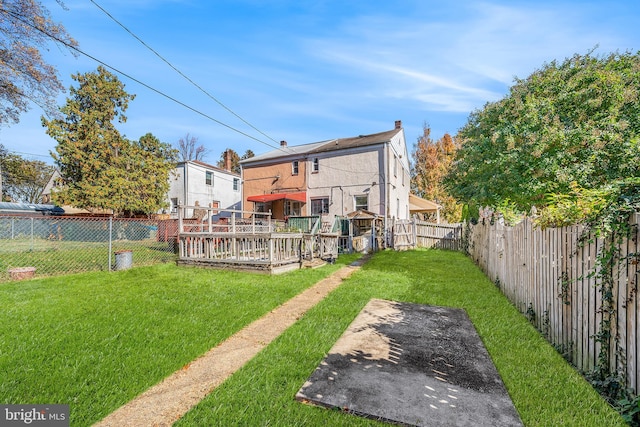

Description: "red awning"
246 192 306 203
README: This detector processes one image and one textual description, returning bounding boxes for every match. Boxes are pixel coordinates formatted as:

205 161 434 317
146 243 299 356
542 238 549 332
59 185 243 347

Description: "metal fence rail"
0 215 176 282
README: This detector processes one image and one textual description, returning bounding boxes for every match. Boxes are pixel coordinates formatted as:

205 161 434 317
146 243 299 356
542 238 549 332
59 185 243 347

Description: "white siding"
305 130 410 223
387 130 410 221
307 145 404 222
165 161 241 217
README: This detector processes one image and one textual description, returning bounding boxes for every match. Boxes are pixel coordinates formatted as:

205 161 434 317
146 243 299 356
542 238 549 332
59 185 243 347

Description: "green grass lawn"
0 255 357 426
0 238 176 281
0 250 625 426
176 250 625 427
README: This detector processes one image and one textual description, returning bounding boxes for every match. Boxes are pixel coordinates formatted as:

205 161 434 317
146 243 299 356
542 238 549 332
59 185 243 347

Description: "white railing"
177 206 338 270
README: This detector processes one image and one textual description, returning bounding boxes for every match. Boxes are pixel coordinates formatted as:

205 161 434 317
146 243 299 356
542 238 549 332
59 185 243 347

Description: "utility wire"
90 0 291 152
5 150 52 159
0 7 284 152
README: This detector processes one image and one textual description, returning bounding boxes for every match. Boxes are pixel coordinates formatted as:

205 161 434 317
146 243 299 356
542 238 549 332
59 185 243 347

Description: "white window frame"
354 195 368 211
205 171 213 186
292 160 299 175
311 197 329 215
233 178 239 191
312 158 319 173
285 200 301 216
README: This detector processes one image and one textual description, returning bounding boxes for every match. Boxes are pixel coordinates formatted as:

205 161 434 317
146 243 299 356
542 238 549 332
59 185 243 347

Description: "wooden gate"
393 219 463 251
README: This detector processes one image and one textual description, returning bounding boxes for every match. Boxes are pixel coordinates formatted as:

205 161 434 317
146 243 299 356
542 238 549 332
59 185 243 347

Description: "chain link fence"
0 215 178 282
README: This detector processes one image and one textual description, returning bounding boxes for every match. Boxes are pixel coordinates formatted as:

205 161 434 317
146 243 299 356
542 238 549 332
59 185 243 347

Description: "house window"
355 195 368 211
233 178 239 191
312 158 319 173
292 160 299 175
255 202 267 213
393 155 398 177
171 198 178 213
311 197 329 215
285 200 301 216
205 171 213 186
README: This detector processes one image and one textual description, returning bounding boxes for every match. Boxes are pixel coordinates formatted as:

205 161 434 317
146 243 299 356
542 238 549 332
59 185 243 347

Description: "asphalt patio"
296 298 522 426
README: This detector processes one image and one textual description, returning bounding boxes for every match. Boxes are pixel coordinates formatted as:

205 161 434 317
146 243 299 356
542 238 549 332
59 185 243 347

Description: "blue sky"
2 0 639 165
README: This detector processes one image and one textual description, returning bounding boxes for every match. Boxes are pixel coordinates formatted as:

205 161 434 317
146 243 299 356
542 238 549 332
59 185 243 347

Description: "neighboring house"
40 169 63 204
240 120 411 229
41 161 242 218
40 169 113 215
166 158 241 219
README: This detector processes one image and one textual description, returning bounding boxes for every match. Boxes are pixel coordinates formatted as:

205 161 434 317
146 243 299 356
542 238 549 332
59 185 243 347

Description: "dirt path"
94 257 368 427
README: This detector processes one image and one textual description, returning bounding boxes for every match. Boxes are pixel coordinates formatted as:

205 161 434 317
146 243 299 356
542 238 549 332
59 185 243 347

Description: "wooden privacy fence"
392 218 463 251
467 214 640 393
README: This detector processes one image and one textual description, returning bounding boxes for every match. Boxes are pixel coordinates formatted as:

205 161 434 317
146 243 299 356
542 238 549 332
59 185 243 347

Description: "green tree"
0 152 54 203
241 149 255 161
43 67 177 216
217 148 239 173
0 144 8 201
411 124 461 222
446 50 640 221
126 133 177 215
0 0 77 124
217 149 253 174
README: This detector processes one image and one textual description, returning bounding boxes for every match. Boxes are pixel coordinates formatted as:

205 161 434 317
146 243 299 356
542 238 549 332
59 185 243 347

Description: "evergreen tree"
43 67 177 216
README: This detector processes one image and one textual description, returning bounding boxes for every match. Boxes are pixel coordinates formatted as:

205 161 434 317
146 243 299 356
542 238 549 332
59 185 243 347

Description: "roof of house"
346 209 383 219
241 128 402 165
180 160 241 177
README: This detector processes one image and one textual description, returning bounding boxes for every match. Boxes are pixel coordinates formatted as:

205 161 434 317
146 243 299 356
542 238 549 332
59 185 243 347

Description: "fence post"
108 216 113 271
30 217 34 251
412 217 417 248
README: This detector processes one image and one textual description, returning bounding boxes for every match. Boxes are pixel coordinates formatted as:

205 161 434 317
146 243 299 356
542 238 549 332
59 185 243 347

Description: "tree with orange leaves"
411 123 461 222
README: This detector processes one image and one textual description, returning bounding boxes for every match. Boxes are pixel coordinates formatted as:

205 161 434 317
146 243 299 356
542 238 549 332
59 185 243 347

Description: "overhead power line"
89 0 287 151
6 150 51 159
0 7 286 153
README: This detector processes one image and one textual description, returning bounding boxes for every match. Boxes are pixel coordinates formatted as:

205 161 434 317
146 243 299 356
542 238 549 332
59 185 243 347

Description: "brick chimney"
395 120 402 129
224 149 232 171
280 140 287 147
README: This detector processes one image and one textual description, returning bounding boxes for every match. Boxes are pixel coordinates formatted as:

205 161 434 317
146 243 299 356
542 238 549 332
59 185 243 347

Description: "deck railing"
176 206 337 272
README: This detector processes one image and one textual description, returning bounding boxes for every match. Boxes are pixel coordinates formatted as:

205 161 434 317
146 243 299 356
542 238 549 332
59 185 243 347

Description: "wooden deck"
176 206 338 274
